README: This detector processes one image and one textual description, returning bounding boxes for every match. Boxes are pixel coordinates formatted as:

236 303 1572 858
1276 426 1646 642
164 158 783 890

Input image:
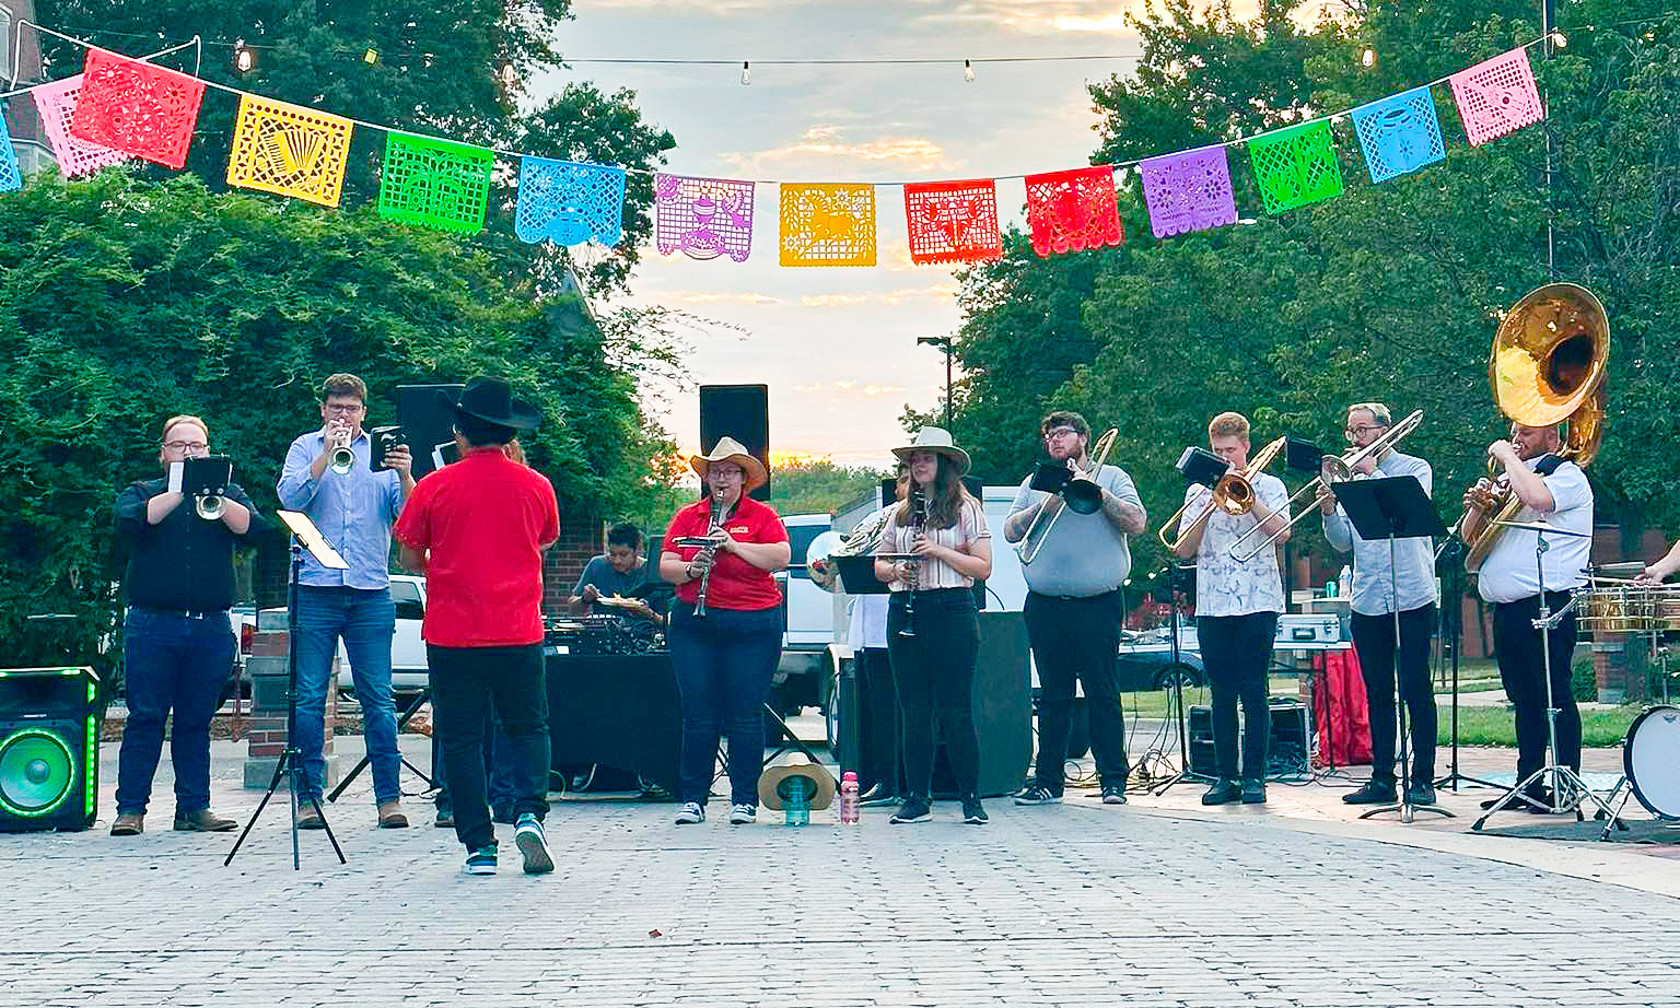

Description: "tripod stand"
1473 520 1623 830
1434 538 1500 792
225 515 348 870
1332 477 1452 824
1150 564 1197 796
326 685 439 803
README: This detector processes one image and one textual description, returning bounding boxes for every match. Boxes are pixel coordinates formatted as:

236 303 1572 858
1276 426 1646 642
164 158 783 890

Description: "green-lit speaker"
0 668 99 832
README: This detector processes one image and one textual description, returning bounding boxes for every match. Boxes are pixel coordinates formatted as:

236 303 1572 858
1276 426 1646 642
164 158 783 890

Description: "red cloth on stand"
1312 649 1373 767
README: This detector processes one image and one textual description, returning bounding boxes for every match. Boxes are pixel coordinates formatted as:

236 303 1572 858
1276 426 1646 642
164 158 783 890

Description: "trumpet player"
1170 412 1289 806
1317 402 1439 807
277 373 415 830
874 428 992 825
658 438 789 827
110 415 260 837
1462 423 1593 811
1003 410 1147 807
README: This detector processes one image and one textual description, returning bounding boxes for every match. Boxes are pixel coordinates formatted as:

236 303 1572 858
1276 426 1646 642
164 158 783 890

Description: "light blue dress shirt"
1322 450 1439 616
277 429 405 588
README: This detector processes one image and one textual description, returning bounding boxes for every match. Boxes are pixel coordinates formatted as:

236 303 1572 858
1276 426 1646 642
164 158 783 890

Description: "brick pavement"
1 739 1678 1007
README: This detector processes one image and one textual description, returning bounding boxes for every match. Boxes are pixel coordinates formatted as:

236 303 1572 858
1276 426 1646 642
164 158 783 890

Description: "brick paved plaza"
2 737 1677 1007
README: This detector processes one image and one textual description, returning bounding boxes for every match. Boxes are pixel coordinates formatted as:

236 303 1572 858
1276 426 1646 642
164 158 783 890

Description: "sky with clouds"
535 1 1273 467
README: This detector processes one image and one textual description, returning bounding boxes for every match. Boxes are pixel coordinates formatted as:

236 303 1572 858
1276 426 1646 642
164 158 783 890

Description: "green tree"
36 0 677 293
0 172 680 670
762 461 888 519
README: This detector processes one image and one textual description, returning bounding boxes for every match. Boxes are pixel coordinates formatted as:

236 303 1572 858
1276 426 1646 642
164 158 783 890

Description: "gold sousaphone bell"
1461 282 1609 572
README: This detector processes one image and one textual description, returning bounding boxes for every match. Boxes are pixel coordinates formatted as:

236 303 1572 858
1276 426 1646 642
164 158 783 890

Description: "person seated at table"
573 523 661 622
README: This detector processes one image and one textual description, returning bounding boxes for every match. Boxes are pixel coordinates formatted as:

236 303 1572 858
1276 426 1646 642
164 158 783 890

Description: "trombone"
1017 428 1117 565
1157 436 1286 553
1227 409 1424 564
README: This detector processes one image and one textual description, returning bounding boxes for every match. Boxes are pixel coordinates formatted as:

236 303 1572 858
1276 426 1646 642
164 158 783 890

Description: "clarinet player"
658 438 790 827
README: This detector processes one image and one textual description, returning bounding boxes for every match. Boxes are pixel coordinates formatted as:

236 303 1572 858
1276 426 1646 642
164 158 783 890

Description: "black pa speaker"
931 610 1031 798
397 383 467 479
699 384 770 500
1187 696 1311 782
0 667 100 832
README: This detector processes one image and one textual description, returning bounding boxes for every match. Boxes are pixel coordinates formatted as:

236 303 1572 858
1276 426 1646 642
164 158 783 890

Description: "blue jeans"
114 609 236 816
293 586 401 805
665 603 782 806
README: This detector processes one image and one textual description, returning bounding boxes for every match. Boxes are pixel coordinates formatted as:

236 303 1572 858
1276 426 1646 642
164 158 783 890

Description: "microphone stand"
1433 537 1500 792
1150 563 1196 795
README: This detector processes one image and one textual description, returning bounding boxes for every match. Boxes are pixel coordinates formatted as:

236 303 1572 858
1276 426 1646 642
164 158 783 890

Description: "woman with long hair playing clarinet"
874 428 993 825
658 437 790 827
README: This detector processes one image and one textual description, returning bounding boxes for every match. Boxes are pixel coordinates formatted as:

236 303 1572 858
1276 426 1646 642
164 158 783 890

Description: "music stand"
1330 477 1453 824
1149 564 1198 795
1471 519 1624 831
225 510 350 870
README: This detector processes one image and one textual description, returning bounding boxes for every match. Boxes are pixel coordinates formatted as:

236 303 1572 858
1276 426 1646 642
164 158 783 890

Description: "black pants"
1197 613 1278 782
855 647 902 794
886 589 980 799
1350 604 1437 785
1493 591 1581 781
427 643 551 851
1023 590 1127 793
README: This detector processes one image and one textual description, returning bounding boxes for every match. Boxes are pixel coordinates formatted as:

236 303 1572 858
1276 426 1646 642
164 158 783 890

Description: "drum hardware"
1473 520 1625 831
1597 704 1680 840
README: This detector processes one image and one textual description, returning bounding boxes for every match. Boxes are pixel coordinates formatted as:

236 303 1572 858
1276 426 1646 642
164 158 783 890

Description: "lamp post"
917 336 954 431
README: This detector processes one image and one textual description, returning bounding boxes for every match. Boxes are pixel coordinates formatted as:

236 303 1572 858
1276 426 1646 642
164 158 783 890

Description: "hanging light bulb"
1550 29 1568 49
1361 48 1377 69
963 58 975 82
233 39 255 73
740 60 751 86
499 61 517 87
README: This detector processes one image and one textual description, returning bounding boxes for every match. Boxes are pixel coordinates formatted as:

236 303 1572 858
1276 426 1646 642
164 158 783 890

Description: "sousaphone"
1461 283 1609 573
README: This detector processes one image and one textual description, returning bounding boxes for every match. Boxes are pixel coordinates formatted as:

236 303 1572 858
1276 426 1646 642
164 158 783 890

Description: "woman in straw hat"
873 427 993 825
658 437 791 826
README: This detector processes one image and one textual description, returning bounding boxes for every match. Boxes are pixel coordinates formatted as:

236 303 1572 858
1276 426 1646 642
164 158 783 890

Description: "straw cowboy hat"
892 427 971 476
689 436 768 492
757 755 837 811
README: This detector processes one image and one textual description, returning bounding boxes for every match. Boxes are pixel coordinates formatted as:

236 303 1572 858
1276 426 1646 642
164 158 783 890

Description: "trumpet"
1018 427 1117 565
1227 409 1424 564
329 444 356 475
194 492 226 521
1157 437 1286 554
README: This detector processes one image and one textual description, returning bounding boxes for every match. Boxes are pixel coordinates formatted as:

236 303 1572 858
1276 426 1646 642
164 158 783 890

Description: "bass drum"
1624 704 1680 820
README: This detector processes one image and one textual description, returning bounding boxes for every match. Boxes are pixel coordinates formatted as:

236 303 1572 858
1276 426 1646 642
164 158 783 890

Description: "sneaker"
728 804 756 825
1013 784 1062 806
1241 779 1267 805
463 844 498 876
1201 780 1242 805
961 796 988 824
514 814 554 875
674 801 705 825
1101 783 1128 805
1405 782 1437 806
889 797 932 824
1342 780 1398 805
859 788 900 808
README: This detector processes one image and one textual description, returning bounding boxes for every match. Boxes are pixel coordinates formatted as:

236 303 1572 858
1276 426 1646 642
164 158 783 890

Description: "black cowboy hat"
440 377 542 431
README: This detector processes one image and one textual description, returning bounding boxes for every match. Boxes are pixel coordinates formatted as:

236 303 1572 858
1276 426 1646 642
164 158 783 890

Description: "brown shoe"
296 806 326 830
377 801 409 829
110 813 144 836
174 809 238 832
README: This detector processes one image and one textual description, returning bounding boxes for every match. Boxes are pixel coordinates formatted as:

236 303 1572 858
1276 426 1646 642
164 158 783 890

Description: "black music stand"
225 510 349 869
1330 477 1453 824
1149 563 1198 795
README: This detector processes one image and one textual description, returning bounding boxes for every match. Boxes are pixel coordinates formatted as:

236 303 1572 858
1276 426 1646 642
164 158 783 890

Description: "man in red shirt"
393 378 560 877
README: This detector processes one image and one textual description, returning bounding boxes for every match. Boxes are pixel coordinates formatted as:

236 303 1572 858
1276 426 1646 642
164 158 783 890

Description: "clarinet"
693 486 727 619
898 488 925 638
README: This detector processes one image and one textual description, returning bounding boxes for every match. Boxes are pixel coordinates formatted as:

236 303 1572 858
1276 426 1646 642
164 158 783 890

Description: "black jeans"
1350 604 1437 785
665 603 782 807
1493 591 1581 781
431 709 517 814
1197 613 1278 782
427 644 551 851
1023 590 1127 793
886 589 980 799
855 647 902 794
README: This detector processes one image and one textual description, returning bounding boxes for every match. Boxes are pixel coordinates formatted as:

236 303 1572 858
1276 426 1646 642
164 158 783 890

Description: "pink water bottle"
839 771 860 825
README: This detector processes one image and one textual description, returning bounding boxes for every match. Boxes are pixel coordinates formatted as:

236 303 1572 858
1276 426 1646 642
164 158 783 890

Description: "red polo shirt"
392 448 560 647
666 496 787 612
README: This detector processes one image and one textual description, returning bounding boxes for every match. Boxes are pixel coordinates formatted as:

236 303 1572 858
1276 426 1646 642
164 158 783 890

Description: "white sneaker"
729 804 756 825
674 801 705 824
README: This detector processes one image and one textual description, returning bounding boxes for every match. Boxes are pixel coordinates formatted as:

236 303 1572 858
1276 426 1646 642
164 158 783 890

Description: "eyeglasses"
163 440 209 452
1346 424 1387 436
324 402 365 414
1044 427 1083 441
